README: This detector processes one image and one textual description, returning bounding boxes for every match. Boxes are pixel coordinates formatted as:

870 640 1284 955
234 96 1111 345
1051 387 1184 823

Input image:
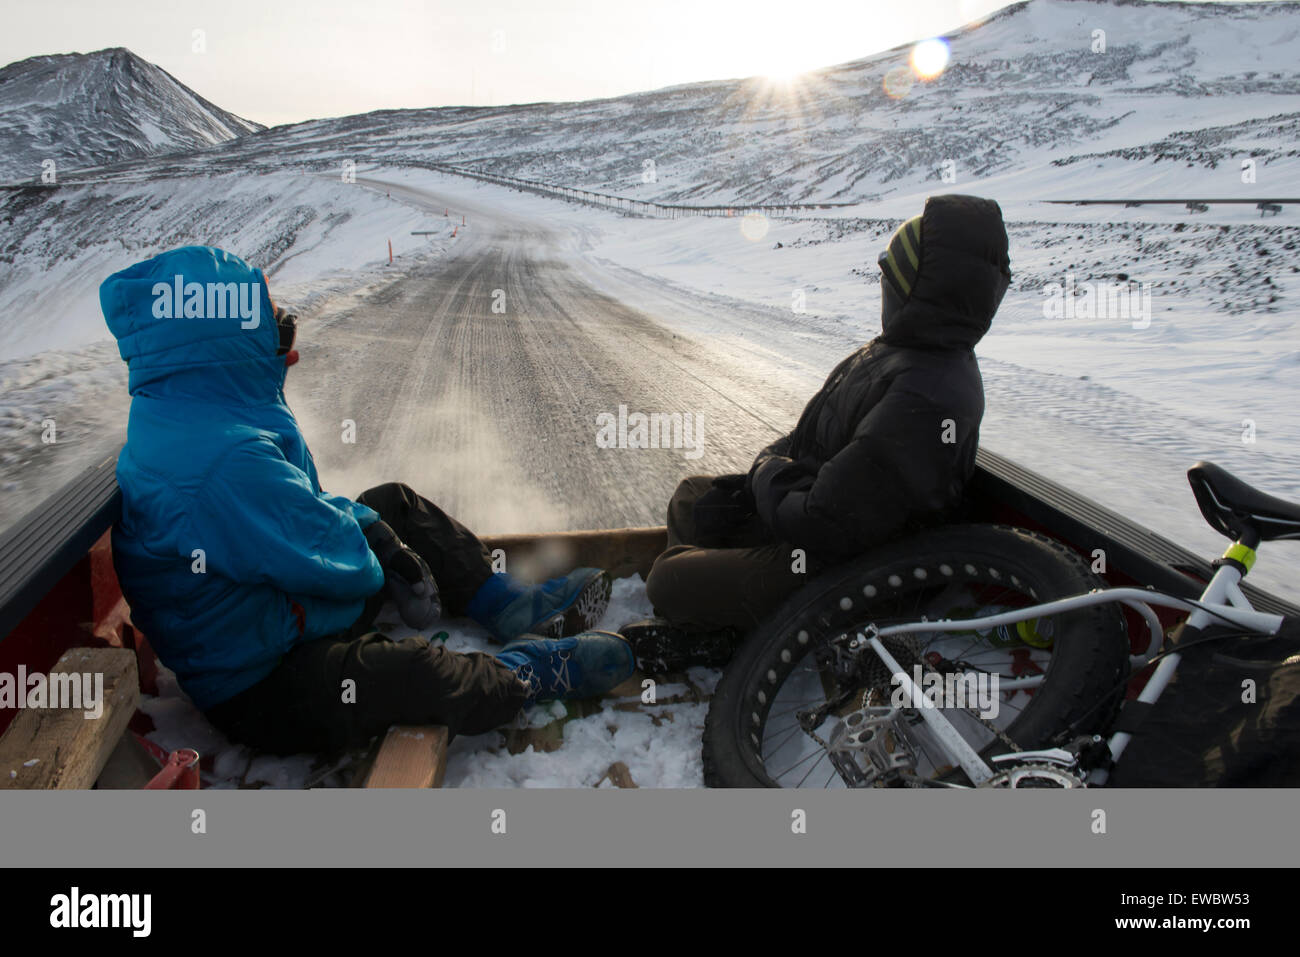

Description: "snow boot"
467 569 611 643
620 618 742 674
496 631 635 702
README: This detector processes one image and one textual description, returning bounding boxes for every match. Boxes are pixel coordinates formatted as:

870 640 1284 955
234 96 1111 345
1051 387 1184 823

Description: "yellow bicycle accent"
1222 542 1257 571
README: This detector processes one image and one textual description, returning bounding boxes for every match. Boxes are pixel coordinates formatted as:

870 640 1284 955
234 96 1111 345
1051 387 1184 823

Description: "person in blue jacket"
102 246 633 756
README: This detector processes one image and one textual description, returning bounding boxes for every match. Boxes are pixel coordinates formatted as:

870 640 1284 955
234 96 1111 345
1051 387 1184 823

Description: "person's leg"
665 475 714 547
629 535 815 671
355 482 611 642
648 475 803 631
205 632 529 756
356 483 494 615
645 539 811 633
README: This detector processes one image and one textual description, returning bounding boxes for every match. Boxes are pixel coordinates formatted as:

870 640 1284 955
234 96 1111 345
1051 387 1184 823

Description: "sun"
761 63 809 87
910 38 951 79
762 70 798 88
758 52 828 89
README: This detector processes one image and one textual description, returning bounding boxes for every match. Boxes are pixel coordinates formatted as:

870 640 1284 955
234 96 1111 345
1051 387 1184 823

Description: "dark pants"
644 476 822 633
205 483 526 756
354 481 496 619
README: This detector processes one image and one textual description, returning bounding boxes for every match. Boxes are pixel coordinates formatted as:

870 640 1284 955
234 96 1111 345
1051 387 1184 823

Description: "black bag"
1108 617 1300 787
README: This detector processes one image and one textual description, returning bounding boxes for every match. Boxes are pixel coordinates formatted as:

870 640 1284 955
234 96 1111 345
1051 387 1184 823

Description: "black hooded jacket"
746 194 1011 560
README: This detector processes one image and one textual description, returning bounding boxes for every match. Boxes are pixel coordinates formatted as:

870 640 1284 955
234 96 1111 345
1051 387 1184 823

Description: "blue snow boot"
496 631 636 703
467 569 611 643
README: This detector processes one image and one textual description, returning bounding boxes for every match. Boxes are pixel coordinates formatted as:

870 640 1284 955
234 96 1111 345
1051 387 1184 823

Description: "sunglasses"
276 311 297 356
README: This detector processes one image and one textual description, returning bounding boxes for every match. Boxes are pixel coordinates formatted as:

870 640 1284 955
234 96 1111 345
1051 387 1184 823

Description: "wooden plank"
0 647 138 789
360 725 449 788
481 526 666 582
602 761 638 789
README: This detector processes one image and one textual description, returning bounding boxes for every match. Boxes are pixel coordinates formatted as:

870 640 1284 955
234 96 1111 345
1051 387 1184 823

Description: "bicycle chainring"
979 762 1087 789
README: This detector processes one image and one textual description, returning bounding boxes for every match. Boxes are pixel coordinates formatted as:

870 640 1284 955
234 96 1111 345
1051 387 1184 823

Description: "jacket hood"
101 246 284 404
879 194 1011 350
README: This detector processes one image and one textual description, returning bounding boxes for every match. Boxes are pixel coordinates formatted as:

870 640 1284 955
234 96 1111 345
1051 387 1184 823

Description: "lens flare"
740 212 770 242
882 65 914 99
911 38 950 79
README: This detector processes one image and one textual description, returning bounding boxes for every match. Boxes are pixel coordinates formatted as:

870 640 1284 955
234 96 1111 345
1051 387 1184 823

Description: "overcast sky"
0 0 1259 127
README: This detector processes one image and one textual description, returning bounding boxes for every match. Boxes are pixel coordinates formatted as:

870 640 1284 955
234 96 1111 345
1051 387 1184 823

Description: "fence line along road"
1048 198 1295 216
2 161 862 220
416 161 858 219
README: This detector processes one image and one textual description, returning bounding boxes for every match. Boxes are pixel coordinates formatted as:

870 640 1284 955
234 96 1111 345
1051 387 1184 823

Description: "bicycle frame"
856 556 1286 787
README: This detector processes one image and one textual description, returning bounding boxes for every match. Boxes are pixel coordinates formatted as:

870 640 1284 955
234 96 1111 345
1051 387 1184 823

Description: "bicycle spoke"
763 719 809 756
794 749 830 788
767 698 828 722
909 729 943 777
770 742 830 782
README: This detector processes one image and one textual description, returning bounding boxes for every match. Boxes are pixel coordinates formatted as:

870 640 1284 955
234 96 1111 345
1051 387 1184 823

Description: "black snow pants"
204 483 528 756
644 476 825 633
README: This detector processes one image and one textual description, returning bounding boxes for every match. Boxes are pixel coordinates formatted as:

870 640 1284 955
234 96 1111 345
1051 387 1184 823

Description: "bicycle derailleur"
979 734 1114 788
801 628 1112 788
799 628 929 788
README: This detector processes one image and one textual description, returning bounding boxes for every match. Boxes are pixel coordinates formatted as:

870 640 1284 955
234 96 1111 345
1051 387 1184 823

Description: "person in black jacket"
626 194 1012 672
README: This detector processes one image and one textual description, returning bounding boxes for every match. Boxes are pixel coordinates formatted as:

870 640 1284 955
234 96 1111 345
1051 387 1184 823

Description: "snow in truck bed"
136 575 721 789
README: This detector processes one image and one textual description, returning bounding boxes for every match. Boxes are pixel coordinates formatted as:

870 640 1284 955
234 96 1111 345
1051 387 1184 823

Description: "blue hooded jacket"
102 246 384 710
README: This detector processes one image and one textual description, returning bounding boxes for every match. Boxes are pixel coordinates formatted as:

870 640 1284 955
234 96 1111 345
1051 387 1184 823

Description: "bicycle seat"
1187 461 1300 543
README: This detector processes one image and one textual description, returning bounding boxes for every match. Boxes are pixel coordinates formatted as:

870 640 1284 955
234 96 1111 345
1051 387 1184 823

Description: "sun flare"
910 38 951 79
761 64 812 88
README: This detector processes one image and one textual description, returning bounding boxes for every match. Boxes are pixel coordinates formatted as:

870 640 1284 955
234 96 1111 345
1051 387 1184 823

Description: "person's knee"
645 550 695 621
672 475 713 503
356 481 415 513
645 559 670 614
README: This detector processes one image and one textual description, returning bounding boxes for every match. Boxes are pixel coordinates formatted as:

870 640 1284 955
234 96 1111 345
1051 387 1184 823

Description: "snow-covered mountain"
7 1 1299 201
62 0 1300 205
0 47 262 183
3 0 1297 361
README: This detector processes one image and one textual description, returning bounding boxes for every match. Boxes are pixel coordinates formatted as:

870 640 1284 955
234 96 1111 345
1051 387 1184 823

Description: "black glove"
693 474 756 538
363 521 441 630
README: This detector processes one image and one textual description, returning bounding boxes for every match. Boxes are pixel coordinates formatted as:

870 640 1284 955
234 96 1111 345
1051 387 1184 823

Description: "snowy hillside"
0 47 262 183
3 0 1294 359
54 0 1300 205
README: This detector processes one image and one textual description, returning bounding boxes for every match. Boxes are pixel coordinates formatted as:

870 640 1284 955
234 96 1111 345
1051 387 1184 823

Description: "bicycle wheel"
703 524 1130 788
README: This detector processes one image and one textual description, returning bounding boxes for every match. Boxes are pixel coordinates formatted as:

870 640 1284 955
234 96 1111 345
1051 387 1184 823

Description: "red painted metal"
143 747 201 790
0 553 94 735
0 529 177 780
